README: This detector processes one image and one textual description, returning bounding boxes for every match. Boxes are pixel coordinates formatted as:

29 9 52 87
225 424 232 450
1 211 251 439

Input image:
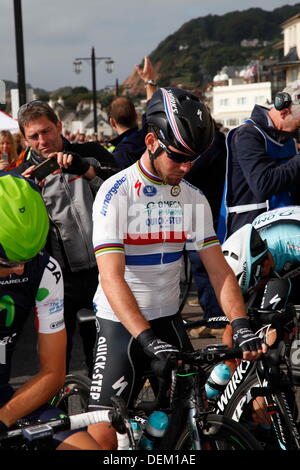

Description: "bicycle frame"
214 360 256 416
213 321 300 450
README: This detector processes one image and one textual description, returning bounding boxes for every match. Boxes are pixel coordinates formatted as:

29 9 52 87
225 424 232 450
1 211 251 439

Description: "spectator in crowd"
14 100 117 376
0 130 19 170
219 81 300 241
184 121 227 337
75 131 86 143
107 56 157 169
13 131 27 156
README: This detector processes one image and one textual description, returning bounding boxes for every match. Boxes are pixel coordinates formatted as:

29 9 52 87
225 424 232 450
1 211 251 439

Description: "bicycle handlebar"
0 410 113 445
0 347 245 446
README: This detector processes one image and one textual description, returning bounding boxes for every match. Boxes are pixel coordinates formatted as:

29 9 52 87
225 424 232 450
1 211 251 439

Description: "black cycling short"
88 312 192 410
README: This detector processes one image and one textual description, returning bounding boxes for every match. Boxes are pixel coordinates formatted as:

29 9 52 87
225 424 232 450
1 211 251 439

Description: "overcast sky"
0 0 299 92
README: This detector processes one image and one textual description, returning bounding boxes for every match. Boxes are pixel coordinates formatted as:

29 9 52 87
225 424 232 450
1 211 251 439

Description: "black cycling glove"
0 420 8 438
62 151 90 176
136 328 179 362
231 317 263 352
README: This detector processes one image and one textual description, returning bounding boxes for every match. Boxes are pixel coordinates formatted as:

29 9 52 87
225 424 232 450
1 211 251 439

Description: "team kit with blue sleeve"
89 158 219 408
0 252 69 447
253 206 300 276
0 252 64 386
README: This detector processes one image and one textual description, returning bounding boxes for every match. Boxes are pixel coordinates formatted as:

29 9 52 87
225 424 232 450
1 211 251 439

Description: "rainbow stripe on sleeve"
200 236 219 249
94 243 125 256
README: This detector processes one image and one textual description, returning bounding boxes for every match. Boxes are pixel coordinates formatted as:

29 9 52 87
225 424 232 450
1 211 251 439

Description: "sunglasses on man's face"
157 140 199 163
0 257 32 268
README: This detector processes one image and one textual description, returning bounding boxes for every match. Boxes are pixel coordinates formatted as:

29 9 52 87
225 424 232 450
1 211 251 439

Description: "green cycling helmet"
0 173 49 262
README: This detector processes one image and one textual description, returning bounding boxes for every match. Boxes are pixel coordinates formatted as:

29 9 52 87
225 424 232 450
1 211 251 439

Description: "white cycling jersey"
35 255 65 334
92 157 219 322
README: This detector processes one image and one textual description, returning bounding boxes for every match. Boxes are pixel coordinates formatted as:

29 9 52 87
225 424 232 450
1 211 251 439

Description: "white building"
275 13 300 85
212 80 272 129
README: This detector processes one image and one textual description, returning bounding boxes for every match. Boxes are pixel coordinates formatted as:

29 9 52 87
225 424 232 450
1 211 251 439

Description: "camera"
31 158 60 181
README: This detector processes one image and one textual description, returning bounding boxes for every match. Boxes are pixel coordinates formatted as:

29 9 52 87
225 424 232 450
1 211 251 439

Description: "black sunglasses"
0 257 33 268
157 140 199 163
17 100 52 118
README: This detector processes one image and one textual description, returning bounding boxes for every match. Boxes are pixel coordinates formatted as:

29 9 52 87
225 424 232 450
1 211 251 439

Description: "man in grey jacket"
15 100 118 376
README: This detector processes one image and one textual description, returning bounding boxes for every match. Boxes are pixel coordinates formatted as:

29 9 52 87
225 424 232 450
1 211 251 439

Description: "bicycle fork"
252 384 300 449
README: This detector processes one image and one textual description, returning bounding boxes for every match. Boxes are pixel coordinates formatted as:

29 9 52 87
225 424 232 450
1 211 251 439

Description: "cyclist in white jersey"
88 87 265 450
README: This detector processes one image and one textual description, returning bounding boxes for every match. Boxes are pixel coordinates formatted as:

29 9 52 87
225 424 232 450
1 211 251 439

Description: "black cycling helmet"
146 87 214 158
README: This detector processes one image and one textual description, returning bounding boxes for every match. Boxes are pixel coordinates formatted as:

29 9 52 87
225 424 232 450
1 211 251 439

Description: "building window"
237 97 246 105
254 96 266 104
290 68 299 82
227 118 238 126
220 99 229 106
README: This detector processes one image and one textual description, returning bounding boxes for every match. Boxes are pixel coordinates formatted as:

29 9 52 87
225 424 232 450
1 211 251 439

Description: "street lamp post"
74 47 114 135
13 0 27 106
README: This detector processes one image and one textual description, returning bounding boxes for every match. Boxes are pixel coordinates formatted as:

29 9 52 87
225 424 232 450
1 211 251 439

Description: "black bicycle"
0 346 262 451
212 279 300 450
51 307 210 417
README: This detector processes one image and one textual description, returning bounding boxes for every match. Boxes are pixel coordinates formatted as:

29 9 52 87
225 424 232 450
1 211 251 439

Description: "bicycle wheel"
51 374 91 415
175 414 262 450
223 373 300 450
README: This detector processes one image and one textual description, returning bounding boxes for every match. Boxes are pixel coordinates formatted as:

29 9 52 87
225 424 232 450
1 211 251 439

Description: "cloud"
0 0 298 91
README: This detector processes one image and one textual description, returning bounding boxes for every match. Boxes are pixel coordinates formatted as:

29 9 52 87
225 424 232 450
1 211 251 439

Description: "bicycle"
51 309 211 416
212 303 300 450
0 346 262 451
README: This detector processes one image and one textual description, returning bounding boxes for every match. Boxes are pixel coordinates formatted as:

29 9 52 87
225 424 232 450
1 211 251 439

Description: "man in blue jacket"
220 82 300 240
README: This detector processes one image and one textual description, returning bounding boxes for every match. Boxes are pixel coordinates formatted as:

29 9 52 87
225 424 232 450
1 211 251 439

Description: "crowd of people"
0 54 300 450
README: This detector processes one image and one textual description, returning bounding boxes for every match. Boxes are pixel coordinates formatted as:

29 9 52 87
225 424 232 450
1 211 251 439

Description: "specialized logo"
143 185 157 197
135 179 142 197
112 376 128 396
171 185 181 197
268 294 281 310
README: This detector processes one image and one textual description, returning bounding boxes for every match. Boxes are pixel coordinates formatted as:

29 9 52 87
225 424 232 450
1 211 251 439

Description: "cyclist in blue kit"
221 205 300 347
0 172 100 450
87 87 265 450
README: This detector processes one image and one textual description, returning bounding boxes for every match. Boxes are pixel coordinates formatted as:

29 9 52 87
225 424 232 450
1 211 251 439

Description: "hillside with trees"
125 3 300 94
3 3 300 110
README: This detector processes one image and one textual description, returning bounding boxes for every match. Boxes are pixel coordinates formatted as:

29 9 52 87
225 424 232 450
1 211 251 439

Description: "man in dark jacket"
107 97 147 169
220 82 300 240
107 56 157 169
184 123 227 337
14 100 118 376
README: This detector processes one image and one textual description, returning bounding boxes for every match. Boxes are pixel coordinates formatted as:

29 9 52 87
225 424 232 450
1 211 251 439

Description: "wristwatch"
144 80 157 86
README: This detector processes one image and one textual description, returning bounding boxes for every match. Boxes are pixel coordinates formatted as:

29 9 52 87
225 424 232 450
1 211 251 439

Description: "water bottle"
139 411 169 450
130 420 142 445
205 363 231 400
